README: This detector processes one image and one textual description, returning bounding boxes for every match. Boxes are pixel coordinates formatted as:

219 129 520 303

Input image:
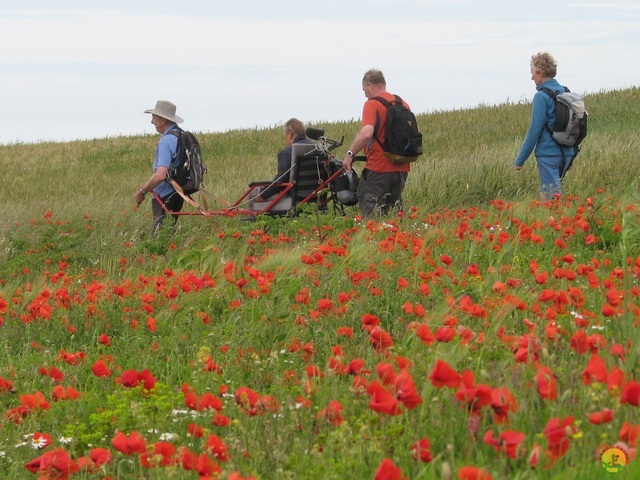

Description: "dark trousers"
356 169 408 217
151 192 184 236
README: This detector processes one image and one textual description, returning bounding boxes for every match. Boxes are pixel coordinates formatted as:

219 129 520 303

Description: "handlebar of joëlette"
305 127 367 162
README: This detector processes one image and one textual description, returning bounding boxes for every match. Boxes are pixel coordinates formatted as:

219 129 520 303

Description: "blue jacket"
514 79 576 167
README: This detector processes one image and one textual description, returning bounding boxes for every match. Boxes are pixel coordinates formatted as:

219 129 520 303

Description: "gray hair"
284 118 305 137
531 52 557 78
362 69 386 87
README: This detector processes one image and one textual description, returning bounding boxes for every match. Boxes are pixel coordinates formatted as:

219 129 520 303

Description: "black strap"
371 95 403 148
540 86 575 178
166 127 184 170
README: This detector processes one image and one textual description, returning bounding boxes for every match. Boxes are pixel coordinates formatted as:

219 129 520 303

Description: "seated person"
252 118 315 204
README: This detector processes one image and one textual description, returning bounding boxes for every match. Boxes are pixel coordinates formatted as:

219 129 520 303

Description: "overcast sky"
1 0 638 145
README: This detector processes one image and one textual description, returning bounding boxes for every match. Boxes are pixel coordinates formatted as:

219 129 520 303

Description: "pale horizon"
1 0 638 145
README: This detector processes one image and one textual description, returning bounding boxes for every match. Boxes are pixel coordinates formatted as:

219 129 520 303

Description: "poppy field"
0 189 639 480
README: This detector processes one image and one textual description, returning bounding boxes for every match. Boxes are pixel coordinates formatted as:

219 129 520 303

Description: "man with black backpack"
135 100 185 235
342 69 420 217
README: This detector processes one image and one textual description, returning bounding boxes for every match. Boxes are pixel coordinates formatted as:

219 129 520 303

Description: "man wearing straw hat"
135 100 185 235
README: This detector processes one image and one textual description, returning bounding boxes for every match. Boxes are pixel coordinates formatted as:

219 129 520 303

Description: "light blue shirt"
153 125 179 198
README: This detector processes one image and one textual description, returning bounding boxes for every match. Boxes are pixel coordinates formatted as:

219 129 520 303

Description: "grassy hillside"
0 87 638 229
0 88 639 479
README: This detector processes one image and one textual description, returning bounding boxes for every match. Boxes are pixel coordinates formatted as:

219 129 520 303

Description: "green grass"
0 88 638 479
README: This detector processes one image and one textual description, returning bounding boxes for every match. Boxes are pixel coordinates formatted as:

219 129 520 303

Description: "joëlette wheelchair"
152 128 359 218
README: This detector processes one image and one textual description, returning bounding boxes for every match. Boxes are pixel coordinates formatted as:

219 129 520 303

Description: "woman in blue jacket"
514 52 575 200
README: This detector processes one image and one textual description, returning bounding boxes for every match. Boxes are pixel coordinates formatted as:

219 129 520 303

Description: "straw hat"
144 100 184 124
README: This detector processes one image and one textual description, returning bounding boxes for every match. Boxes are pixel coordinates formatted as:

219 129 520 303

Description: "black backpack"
541 87 588 148
372 95 423 164
167 128 206 195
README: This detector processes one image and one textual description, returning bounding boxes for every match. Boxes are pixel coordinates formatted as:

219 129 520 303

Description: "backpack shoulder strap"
539 87 558 139
540 87 557 100
541 86 571 99
166 127 184 168
370 96 391 148
371 96 392 108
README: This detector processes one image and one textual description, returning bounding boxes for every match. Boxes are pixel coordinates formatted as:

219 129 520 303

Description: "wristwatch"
346 150 354 158
139 188 147 195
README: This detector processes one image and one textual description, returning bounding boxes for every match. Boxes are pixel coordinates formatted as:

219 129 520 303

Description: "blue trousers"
536 156 568 200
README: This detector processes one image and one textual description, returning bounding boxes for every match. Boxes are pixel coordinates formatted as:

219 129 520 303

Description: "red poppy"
120 369 140 388
376 362 397 385
317 400 345 426
581 354 608 385
374 458 408 480
483 429 526 459
178 447 199 472
395 370 423 410
306 364 325 378
258 394 279 414
188 423 204 438
440 254 453 265
528 444 543 468
146 316 157 332
78 447 112 472
56 349 87 365
111 430 146 455
457 465 493 479
193 451 223 477
490 387 518 424
367 380 402 416
610 343 626 360
428 360 461 388
587 408 614 425
317 298 334 311
621 381 640 407
0 376 13 392
91 359 112 378
543 416 576 460
25 448 79 477
569 330 589 355
455 372 492 415
608 366 626 394
186 392 224 412
361 312 381 327
369 326 394 351
235 387 261 415
20 391 51 412
212 413 232 427
336 326 353 338
435 326 456 343
140 441 176 468
605 288 623 306
620 421 639 448
52 385 80 401
535 366 557 400
411 438 433 463
205 434 230 462
39 366 64 382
